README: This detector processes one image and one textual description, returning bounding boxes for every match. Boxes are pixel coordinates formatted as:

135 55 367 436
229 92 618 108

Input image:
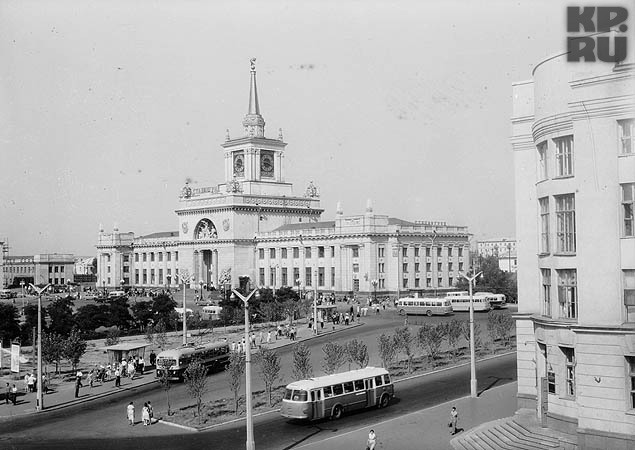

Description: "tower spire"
243 58 265 137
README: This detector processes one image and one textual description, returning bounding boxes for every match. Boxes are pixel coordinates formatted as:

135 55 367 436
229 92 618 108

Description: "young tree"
487 311 514 347
394 326 416 373
151 294 178 330
227 351 245 415
105 328 121 346
292 343 313 380
157 359 173 415
47 296 75 337
184 358 209 424
417 323 446 362
446 319 464 358
345 338 369 370
377 333 397 369
256 347 282 406
132 300 154 330
461 320 483 352
487 311 499 345
41 331 64 375
153 320 169 351
322 341 347 375
62 328 87 372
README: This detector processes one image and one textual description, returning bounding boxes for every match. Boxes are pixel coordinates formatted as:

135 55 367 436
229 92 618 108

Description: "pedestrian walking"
147 401 154 424
127 401 135 425
87 369 94 388
10 384 17 405
266 330 271 344
4 382 10 404
142 402 150 426
366 429 377 450
114 367 121 387
450 406 459 435
74 375 82 398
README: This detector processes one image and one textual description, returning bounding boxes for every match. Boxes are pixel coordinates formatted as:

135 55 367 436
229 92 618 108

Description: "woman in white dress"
142 402 150 426
127 402 135 426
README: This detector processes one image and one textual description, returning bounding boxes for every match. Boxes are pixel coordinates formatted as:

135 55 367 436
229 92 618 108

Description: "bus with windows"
395 297 453 316
474 292 506 309
155 341 230 381
445 292 492 312
280 367 394 421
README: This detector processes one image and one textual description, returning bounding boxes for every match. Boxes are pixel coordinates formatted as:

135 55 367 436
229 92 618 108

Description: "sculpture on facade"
180 181 192 199
195 219 218 240
226 177 242 193
304 181 320 198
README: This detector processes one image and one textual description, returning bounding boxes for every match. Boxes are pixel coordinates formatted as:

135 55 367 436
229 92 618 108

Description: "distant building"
2 253 75 287
512 53 634 447
476 238 517 273
2 255 34 287
96 62 471 295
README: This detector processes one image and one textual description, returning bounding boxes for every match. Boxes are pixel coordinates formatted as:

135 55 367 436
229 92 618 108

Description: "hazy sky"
1 0 569 256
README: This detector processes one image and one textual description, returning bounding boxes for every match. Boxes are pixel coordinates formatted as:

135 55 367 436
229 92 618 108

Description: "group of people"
4 382 19 405
126 400 153 426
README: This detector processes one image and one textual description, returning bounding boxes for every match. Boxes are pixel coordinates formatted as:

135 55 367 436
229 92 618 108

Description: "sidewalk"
292 381 519 450
0 317 360 420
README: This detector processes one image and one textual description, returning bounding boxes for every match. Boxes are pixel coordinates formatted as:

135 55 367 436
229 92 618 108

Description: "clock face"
260 152 274 177
233 154 244 176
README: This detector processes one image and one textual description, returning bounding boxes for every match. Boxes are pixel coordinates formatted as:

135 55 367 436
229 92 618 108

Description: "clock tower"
221 58 290 196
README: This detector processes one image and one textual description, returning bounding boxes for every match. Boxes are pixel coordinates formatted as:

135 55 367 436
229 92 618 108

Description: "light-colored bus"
474 292 506 309
396 297 453 316
280 367 394 421
445 291 468 298
445 292 492 312
155 341 230 381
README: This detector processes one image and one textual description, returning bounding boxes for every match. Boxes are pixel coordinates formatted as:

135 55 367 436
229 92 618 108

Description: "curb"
158 351 516 432
0 322 360 420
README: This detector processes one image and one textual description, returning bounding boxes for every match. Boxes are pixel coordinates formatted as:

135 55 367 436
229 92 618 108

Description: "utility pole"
29 283 50 411
459 271 482 398
177 271 194 345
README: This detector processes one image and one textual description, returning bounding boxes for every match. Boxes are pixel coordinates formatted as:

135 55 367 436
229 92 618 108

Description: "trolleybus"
280 367 394 421
395 297 453 316
474 292 506 309
155 341 230 381
445 292 492 312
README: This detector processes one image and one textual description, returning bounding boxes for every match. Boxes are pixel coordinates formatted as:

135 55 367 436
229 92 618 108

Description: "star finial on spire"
250 58 256 72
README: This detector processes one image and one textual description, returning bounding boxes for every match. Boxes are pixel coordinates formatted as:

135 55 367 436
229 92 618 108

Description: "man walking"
74 374 83 398
5 383 10 404
114 366 121 387
450 406 459 435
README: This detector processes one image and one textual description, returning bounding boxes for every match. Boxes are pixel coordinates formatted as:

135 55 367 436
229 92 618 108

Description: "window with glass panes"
353 263 359 273
281 268 288 286
426 247 431 257
618 119 634 154
331 246 335 257
624 270 635 306
318 267 324 286
175 252 178 261
458 247 463 257
281 248 287 259
293 268 300 284
628 357 635 409
331 267 335 287
269 268 275 286
557 269 577 319
167 252 171 261
554 135 573 177
305 247 311 258
259 249 265 260
158 252 162 262
378 263 384 273
259 268 265 286
150 252 155 262
541 269 552 316
414 247 419 257
402 247 408 258
270 248 276 259
537 141 548 180
539 197 550 254
293 247 299 258
622 183 634 237
318 246 325 258
414 263 419 273
402 278 408 288
305 267 312 286
352 247 359 258
135 253 139 262
562 347 575 397
415 278 420 288
402 263 408 273
555 194 576 253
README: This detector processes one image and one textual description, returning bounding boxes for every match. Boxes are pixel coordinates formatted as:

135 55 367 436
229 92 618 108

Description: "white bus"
155 341 230 381
445 292 492 312
396 297 453 316
280 367 394 421
474 292 506 309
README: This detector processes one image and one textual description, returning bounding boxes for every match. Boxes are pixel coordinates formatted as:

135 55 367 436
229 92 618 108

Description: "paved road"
0 306 517 449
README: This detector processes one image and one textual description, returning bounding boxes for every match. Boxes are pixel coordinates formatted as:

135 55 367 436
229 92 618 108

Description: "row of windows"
401 262 464 273
541 268 635 319
47 265 66 273
537 120 633 183
133 251 179 263
259 246 466 260
2 266 34 273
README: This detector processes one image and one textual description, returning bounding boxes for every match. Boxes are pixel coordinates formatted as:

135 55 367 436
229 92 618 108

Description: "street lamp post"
177 271 194 346
313 269 318 335
371 279 378 305
459 271 482 398
19 280 25 311
29 283 50 411
231 287 259 450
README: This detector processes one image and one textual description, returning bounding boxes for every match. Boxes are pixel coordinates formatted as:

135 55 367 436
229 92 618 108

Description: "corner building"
512 54 635 448
96 63 470 296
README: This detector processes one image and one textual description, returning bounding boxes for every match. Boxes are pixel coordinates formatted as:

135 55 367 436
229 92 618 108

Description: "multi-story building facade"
476 238 517 273
512 53 634 448
96 63 471 295
1 253 75 287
